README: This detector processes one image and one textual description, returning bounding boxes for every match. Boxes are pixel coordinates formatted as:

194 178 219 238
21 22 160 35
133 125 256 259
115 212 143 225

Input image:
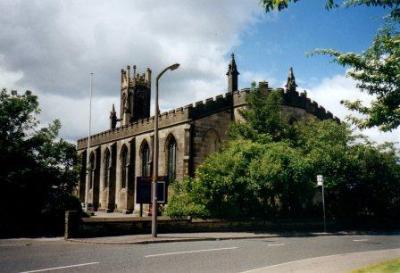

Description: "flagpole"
85 72 94 209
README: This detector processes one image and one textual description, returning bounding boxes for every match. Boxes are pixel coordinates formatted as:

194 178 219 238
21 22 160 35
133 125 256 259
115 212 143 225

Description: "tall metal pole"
152 64 180 238
85 73 94 208
152 77 159 237
322 183 326 233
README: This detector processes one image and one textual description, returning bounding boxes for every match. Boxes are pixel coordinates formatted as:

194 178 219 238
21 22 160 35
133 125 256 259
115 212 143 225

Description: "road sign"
156 180 167 204
317 174 324 186
136 177 151 204
136 176 168 204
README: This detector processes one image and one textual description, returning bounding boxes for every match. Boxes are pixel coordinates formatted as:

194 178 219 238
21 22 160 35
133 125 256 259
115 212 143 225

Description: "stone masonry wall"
77 87 339 214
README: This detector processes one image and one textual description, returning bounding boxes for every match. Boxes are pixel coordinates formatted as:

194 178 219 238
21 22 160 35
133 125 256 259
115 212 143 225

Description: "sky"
0 0 398 145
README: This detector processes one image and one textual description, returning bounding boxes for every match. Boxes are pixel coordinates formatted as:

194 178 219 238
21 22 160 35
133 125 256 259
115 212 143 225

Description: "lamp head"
169 63 180 71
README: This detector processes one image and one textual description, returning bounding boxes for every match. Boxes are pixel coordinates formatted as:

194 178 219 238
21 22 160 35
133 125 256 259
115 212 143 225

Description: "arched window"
120 146 128 189
103 149 111 188
89 152 95 189
203 129 220 154
141 141 150 177
167 136 177 181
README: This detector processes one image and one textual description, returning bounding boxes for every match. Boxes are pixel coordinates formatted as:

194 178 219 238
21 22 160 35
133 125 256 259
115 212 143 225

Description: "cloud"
0 0 263 141
307 74 399 146
241 70 277 87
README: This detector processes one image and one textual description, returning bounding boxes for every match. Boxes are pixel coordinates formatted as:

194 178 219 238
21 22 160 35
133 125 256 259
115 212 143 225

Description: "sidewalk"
240 248 400 273
67 231 355 245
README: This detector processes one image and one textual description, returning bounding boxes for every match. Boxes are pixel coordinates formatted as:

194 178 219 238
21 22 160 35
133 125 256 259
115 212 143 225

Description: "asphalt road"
0 233 399 273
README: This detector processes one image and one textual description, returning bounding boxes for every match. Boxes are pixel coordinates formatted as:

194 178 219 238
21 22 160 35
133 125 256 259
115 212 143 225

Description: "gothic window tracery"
141 141 150 177
104 149 111 188
89 152 95 189
120 145 128 189
203 129 220 154
166 135 177 182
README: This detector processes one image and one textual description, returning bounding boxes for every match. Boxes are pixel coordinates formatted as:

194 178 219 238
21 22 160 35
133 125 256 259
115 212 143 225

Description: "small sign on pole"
317 174 326 233
317 174 324 186
156 180 167 204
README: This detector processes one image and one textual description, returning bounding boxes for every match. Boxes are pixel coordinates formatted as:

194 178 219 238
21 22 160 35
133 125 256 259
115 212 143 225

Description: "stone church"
76 54 338 213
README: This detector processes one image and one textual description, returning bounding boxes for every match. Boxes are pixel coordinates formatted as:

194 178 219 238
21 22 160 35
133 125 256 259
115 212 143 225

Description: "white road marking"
145 247 239 258
353 239 369 242
267 243 285 247
239 248 400 273
18 262 99 273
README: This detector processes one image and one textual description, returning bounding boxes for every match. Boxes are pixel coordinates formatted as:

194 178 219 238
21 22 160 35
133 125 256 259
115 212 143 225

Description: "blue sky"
236 2 388 89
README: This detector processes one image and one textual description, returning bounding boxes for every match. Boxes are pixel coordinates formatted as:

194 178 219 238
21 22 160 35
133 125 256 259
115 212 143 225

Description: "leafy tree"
261 0 400 131
261 0 400 17
315 27 400 131
229 86 293 142
167 87 400 220
295 118 400 218
0 89 81 237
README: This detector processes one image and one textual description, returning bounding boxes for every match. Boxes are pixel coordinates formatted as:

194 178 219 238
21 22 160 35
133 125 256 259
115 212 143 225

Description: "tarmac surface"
1 232 399 273
241 248 400 273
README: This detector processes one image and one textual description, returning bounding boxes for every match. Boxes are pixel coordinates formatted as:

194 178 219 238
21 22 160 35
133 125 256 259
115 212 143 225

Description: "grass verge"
350 258 400 273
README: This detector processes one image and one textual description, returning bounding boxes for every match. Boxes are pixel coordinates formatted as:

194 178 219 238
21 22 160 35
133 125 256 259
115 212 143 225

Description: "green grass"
351 258 400 273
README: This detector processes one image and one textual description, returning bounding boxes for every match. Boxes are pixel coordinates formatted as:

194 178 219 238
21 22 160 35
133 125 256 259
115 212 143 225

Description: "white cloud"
241 70 277 87
37 92 119 143
0 0 263 141
0 56 23 88
307 74 399 146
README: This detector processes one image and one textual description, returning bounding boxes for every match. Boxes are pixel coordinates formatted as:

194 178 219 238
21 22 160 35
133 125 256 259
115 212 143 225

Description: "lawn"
351 258 400 273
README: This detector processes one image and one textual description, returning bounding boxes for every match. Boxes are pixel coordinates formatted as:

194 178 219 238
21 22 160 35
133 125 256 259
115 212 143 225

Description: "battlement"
121 65 151 90
77 104 191 149
78 84 339 150
281 89 337 120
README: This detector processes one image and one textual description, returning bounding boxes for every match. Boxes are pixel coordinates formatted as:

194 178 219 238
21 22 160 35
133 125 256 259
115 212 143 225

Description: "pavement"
68 231 307 244
241 248 400 273
67 231 391 244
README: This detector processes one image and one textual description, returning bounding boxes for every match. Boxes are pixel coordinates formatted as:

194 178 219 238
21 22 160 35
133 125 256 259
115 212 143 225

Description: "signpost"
136 176 168 216
317 175 326 233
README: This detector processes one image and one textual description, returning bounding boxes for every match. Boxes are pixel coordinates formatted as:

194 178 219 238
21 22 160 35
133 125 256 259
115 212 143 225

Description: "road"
0 233 399 273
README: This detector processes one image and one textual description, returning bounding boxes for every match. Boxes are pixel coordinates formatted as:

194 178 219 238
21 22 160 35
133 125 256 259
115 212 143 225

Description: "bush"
165 178 209 218
166 88 400 221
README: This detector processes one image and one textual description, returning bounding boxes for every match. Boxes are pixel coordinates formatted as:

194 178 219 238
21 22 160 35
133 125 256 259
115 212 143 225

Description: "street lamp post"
152 63 180 238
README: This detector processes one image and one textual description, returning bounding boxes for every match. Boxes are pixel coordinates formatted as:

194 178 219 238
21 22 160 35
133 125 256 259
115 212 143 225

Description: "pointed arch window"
167 136 177 181
204 129 220 154
120 146 128 189
104 149 111 188
141 141 150 177
89 152 95 189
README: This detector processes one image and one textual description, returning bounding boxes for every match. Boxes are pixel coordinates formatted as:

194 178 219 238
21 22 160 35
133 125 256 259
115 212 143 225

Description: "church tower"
226 53 239 93
120 65 152 126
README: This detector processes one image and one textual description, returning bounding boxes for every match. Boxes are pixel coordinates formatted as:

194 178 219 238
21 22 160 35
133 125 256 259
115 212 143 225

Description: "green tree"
229 86 293 142
0 89 81 237
261 0 399 17
295 118 400 218
261 0 400 131
167 87 400 220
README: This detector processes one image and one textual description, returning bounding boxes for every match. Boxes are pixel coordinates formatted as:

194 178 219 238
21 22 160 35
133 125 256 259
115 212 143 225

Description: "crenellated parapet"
77 105 191 150
281 88 337 120
190 92 233 118
78 85 339 150
79 62 340 151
